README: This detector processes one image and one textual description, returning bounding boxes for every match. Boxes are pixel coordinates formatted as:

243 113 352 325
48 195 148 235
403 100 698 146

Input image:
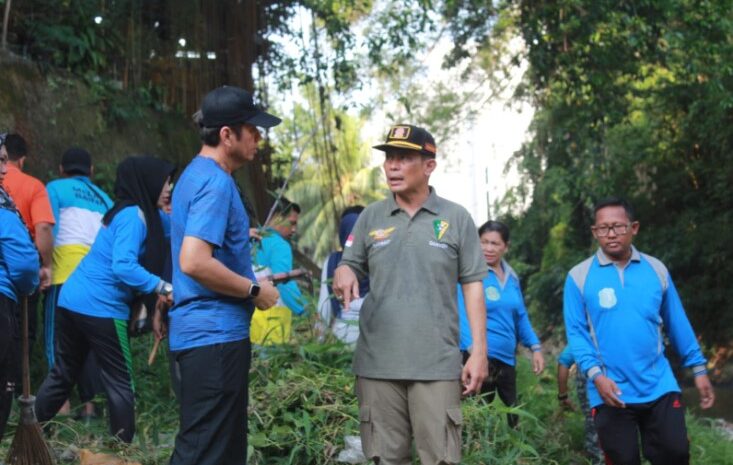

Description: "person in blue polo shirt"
457 220 544 427
167 86 280 465
35 155 176 443
250 198 305 344
0 141 40 442
564 196 715 465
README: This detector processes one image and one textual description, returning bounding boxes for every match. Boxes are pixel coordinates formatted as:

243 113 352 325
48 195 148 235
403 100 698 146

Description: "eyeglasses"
592 223 631 237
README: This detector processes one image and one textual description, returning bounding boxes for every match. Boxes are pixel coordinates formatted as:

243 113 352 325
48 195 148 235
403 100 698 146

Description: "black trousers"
0 294 20 442
43 284 103 403
170 339 251 465
35 307 136 442
593 392 689 465
462 352 518 427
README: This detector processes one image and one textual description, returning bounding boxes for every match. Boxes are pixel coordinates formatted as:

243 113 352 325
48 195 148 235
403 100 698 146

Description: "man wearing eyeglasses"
563 196 714 465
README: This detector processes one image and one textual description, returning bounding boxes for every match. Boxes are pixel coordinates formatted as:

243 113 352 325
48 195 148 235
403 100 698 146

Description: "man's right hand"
333 265 359 311
253 281 279 309
594 374 625 408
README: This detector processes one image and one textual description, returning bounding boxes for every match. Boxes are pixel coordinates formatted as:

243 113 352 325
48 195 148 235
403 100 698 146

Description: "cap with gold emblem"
372 124 437 157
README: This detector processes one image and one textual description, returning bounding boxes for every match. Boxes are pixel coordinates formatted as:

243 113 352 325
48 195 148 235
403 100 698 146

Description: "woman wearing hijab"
35 155 176 443
316 206 369 345
457 220 545 428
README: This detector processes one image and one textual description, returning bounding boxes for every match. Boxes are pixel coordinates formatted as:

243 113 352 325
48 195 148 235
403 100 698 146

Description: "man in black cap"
167 86 280 465
44 147 112 419
334 124 489 465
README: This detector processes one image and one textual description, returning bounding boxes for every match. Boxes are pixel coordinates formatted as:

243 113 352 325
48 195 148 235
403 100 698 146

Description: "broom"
5 296 55 465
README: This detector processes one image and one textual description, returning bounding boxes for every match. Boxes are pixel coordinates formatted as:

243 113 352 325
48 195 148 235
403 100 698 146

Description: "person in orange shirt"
1 133 55 344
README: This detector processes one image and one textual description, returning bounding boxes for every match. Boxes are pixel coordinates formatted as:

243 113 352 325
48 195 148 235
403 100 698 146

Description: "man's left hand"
695 374 715 409
461 352 488 395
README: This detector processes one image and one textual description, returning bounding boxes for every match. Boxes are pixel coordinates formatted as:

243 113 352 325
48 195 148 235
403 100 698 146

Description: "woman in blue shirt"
35 155 175 443
458 220 545 427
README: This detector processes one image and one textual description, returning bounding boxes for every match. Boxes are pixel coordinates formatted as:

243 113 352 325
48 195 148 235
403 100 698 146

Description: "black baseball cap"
373 124 437 157
200 86 281 129
61 147 92 175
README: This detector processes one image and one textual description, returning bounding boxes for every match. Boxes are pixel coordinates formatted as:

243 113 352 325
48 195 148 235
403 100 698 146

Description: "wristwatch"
248 281 261 298
158 281 173 297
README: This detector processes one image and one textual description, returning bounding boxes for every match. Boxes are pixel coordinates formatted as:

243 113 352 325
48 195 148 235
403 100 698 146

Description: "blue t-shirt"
0 209 40 301
169 156 255 351
253 228 304 315
59 206 161 320
564 248 707 407
457 260 541 366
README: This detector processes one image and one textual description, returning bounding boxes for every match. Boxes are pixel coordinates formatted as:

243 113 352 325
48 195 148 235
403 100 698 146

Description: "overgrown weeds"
1 318 731 464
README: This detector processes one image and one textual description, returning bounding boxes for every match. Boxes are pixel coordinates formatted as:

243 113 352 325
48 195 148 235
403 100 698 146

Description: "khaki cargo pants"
356 377 463 465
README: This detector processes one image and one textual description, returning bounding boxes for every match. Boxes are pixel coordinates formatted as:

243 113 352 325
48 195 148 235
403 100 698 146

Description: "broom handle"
21 296 30 398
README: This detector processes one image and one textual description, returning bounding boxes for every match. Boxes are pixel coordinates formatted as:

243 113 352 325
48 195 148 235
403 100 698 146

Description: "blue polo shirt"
457 260 541 366
168 156 255 351
564 247 707 408
253 228 304 315
59 206 160 320
0 209 40 301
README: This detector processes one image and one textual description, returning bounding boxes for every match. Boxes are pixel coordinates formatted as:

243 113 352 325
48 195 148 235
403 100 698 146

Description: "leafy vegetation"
2 315 731 464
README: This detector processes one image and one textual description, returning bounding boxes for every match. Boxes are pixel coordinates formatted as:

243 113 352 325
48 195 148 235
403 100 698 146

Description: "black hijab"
103 155 176 277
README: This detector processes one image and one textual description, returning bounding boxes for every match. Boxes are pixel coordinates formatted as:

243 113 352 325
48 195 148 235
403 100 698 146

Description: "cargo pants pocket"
359 406 378 459
443 407 463 464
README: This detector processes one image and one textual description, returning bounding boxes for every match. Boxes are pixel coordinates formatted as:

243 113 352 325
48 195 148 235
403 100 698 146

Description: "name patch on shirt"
428 240 448 249
598 288 617 309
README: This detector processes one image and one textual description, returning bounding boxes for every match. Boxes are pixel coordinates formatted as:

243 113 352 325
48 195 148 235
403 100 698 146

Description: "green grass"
2 318 731 464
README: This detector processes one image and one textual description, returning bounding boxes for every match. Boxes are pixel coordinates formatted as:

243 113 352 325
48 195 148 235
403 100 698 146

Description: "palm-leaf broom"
5 296 55 465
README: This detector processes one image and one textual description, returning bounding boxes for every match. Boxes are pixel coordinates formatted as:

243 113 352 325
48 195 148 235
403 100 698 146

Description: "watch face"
251 284 261 297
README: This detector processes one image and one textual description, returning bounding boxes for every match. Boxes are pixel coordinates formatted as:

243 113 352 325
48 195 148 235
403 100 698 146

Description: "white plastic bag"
336 435 367 464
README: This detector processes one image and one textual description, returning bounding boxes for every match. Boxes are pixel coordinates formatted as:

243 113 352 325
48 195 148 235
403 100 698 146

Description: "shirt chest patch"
433 219 449 240
485 286 501 301
369 227 395 241
598 287 617 309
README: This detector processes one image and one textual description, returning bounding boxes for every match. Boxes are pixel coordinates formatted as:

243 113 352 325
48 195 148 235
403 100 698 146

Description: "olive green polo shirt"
341 187 486 380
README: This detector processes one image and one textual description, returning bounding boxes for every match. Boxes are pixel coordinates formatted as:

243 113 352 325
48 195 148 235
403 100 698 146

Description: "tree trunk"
2 0 13 51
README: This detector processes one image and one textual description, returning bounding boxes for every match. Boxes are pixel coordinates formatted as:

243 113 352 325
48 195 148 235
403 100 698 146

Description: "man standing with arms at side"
168 86 280 465
334 124 488 465
1 133 55 343
564 197 714 465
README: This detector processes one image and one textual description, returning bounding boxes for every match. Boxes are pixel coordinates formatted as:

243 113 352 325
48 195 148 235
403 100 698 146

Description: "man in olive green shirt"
334 124 488 465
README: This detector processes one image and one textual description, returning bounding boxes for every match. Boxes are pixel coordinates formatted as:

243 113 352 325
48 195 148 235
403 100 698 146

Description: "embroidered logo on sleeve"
345 234 354 248
598 288 617 309
485 286 501 301
433 220 449 240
